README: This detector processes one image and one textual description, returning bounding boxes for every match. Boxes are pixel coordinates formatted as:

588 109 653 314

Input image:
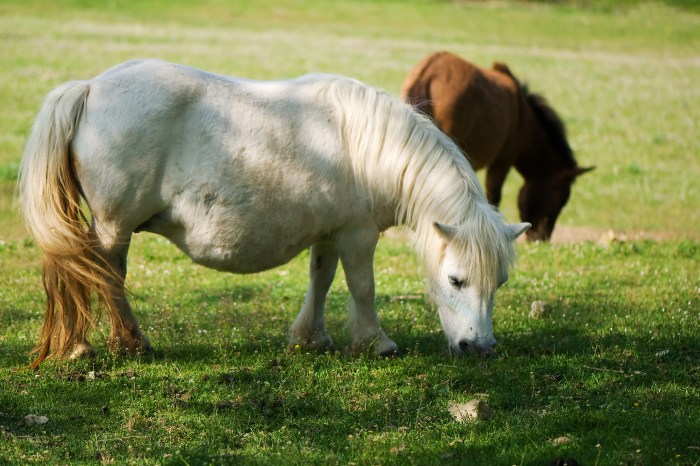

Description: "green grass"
1 1 699 464
1 236 698 465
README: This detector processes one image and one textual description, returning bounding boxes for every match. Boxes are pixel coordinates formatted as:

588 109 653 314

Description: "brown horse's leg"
485 162 512 207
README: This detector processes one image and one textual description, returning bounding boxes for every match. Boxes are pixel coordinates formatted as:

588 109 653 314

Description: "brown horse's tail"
17 81 117 368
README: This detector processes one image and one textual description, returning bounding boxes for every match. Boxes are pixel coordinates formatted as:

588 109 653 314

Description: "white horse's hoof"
379 348 404 358
350 331 399 357
349 344 400 357
288 332 333 352
69 342 96 360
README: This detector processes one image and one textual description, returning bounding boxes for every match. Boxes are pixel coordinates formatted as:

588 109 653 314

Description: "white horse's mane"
307 75 516 290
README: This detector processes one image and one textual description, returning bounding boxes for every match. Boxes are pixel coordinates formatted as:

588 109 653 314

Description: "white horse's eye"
448 275 464 289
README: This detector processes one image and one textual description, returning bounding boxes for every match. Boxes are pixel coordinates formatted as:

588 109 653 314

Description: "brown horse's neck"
513 93 576 181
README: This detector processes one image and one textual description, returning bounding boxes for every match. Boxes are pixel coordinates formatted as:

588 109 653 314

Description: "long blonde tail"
17 81 117 367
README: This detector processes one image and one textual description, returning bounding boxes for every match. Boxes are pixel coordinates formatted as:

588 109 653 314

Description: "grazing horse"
18 60 529 367
402 51 593 241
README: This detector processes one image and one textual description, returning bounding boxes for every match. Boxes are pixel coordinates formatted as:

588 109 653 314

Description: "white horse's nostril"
458 340 471 352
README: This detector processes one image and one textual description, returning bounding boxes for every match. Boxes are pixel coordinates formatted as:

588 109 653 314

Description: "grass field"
1 1 699 465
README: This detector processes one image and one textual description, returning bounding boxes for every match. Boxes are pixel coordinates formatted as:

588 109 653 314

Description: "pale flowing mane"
314 76 516 290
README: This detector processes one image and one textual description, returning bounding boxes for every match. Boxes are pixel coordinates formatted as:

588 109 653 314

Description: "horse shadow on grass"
0 345 388 463
2 286 698 464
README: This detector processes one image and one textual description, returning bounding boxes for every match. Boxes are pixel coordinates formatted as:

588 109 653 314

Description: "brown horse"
402 51 593 241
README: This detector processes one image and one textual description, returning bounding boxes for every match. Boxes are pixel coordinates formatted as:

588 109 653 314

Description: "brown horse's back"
401 51 521 170
402 51 593 242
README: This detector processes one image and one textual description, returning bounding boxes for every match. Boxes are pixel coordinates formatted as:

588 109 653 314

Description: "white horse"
18 60 529 367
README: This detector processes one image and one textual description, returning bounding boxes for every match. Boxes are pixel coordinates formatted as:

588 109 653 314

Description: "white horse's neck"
327 78 484 225
325 76 513 288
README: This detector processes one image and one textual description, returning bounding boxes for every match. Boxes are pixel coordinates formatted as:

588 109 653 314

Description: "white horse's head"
430 221 530 356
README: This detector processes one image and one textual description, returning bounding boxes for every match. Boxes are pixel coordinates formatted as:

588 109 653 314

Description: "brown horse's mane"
524 91 576 168
493 63 576 169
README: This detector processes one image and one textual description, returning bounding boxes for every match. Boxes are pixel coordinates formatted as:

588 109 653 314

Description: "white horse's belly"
176 216 320 273
144 179 358 274
163 214 327 273
171 223 317 273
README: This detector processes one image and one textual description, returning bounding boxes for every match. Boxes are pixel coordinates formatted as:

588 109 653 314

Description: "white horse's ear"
433 221 458 242
508 222 531 240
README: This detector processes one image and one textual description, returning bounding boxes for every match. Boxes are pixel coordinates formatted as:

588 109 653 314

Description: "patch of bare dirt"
383 226 694 244
549 226 690 244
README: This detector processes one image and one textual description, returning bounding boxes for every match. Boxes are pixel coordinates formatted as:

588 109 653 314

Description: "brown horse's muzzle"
526 221 553 242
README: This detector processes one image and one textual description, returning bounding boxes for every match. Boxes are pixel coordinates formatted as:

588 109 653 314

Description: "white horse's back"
75 60 367 272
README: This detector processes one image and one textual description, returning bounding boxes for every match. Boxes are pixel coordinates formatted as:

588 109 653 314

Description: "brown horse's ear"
493 62 515 79
575 166 595 177
555 166 595 184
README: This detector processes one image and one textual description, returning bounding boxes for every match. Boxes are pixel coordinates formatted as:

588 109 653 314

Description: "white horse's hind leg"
337 226 399 356
289 242 338 351
92 225 152 356
105 245 152 355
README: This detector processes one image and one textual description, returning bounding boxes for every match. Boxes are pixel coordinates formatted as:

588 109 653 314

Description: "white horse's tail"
18 81 118 367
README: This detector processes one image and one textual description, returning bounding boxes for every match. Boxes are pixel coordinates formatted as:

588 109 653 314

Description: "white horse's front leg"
337 226 399 356
289 242 338 351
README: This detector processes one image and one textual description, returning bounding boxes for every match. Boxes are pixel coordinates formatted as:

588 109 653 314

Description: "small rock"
550 436 571 446
529 300 549 319
87 371 109 381
216 399 237 410
598 229 627 246
21 414 48 427
448 399 494 422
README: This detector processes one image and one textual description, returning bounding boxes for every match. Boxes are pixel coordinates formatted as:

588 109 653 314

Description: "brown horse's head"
518 167 593 241
518 92 594 241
